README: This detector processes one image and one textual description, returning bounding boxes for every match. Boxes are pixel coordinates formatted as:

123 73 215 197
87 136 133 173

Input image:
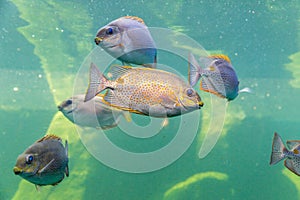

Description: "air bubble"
13 87 19 92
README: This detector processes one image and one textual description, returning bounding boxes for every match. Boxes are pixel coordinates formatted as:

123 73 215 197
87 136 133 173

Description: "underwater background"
1 0 300 199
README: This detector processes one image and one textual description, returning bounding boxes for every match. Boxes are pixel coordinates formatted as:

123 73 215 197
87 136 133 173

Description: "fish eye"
214 60 224 65
106 27 113 35
186 88 194 97
26 155 33 164
66 99 72 105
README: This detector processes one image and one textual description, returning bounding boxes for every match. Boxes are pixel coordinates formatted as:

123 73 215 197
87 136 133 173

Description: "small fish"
58 94 130 130
270 132 300 176
94 16 157 68
188 53 251 101
13 135 69 189
84 63 204 117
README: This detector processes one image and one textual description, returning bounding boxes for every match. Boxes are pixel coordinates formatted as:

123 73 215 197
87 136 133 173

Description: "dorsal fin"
209 54 231 63
123 16 145 24
36 134 61 143
287 140 300 150
108 65 133 80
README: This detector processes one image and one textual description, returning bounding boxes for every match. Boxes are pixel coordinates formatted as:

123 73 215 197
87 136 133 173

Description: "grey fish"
270 132 300 176
58 94 129 130
13 135 69 189
95 16 157 68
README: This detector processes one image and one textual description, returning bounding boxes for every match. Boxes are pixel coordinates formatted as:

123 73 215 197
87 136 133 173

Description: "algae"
282 169 300 199
11 0 93 103
163 171 228 200
285 52 300 88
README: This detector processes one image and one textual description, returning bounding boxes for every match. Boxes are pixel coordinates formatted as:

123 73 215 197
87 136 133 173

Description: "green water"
1 0 300 199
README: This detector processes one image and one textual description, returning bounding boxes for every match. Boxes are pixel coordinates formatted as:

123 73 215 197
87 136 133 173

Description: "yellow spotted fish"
84 63 204 117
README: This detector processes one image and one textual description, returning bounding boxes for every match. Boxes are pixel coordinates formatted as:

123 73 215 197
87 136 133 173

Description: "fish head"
13 153 40 178
178 87 204 111
95 25 122 50
58 97 78 122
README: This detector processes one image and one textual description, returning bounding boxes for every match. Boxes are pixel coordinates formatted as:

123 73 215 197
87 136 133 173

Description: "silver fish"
95 16 157 68
58 94 129 130
270 132 300 176
13 135 69 189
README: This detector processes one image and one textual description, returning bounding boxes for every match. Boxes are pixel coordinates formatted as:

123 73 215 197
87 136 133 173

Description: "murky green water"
1 0 300 199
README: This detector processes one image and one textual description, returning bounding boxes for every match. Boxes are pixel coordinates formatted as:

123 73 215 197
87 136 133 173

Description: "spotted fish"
270 132 300 176
84 63 203 117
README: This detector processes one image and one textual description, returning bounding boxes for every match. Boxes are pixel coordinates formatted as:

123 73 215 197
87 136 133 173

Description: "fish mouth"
94 37 119 48
198 101 204 108
57 105 63 111
13 167 22 175
94 37 103 45
57 105 76 114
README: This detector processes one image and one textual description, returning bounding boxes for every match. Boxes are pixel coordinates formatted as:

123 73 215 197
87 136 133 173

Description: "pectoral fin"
159 93 178 109
287 140 300 151
38 159 55 174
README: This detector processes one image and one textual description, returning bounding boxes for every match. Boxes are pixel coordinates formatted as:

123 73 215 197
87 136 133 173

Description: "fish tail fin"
270 132 288 165
84 63 109 102
152 54 157 68
142 54 157 68
142 63 156 68
239 87 252 94
188 52 203 87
